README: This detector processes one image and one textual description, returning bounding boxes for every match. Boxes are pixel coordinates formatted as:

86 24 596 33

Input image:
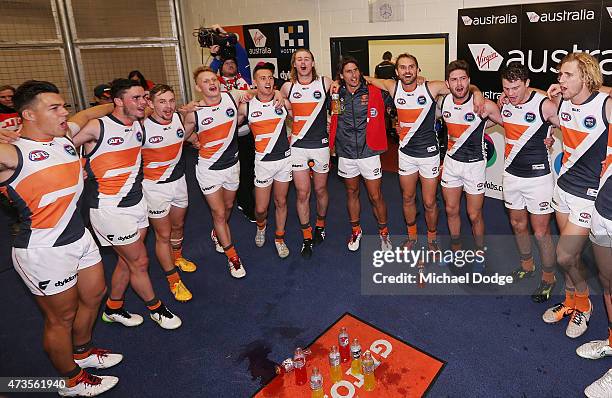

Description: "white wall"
180 0 563 96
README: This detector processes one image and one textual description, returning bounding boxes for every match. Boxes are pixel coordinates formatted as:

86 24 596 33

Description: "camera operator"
208 25 251 85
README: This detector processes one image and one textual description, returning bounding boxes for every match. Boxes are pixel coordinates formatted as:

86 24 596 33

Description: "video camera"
196 27 238 60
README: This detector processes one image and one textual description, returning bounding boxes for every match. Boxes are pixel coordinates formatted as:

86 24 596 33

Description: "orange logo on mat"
253 313 445 397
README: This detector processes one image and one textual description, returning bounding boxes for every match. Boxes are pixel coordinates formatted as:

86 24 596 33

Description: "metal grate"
0 0 60 42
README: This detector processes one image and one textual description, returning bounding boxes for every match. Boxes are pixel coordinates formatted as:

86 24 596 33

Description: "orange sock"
574 289 590 312
520 256 535 272
165 269 180 286
563 289 576 308
106 298 123 310
608 328 612 347
427 230 437 244
224 245 238 259
72 349 92 360
541 271 555 284
66 369 85 388
351 224 362 234
146 299 161 311
379 225 389 236
256 220 266 230
302 224 313 240
172 246 182 261
275 231 285 243
316 217 325 228
407 224 417 241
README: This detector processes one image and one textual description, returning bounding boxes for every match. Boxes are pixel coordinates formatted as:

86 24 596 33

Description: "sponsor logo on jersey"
464 112 476 122
524 112 536 123
136 132 143 142
275 107 284 115
468 44 504 72
149 136 164 144
370 108 378 118
177 129 184 138
64 145 77 156
202 117 214 126
417 95 427 105
226 108 235 117
443 111 451 118
107 137 124 146
313 90 322 99
583 115 597 129
29 150 50 161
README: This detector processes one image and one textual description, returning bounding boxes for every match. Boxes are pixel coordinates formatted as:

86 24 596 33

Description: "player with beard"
439 60 502 271
280 48 333 259
73 79 182 330
365 54 484 261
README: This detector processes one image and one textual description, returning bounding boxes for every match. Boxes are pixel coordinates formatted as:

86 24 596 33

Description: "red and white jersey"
0 112 21 131
394 81 438 157
84 115 144 208
247 97 290 162
288 77 328 149
501 91 551 178
558 92 608 200
595 125 612 220
219 75 249 92
193 92 239 171
1 136 85 248
441 93 487 163
141 113 186 184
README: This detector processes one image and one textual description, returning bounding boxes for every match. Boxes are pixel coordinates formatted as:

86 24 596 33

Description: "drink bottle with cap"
294 347 307 386
350 338 362 376
338 327 350 363
310 367 324 398
362 351 376 391
328 345 342 383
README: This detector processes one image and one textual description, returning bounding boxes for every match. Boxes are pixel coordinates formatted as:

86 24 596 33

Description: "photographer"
206 25 251 85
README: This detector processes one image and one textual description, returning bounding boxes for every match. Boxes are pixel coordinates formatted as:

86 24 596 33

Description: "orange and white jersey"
288 77 328 149
441 93 487 163
394 81 438 157
1 136 85 248
247 97 290 161
558 92 608 200
141 113 186 184
595 125 612 220
501 91 551 178
84 115 144 208
194 92 239 171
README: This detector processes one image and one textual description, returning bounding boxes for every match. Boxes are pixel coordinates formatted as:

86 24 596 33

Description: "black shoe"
313 226 326 245
509 266 536 280
301 238 313 259
531 279 556 303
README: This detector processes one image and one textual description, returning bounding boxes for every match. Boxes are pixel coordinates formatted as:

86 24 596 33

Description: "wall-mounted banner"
223 20 309 82
457 0 610 199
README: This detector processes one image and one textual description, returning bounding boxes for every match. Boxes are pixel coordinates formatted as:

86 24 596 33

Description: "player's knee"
467 210 482 224
445 203 459 216
556 247 576 269
274 196 287 210
314 184 327 198
423 198 437 212
509 217 528 233
402 192 416 205
368 189 383 203
296 187 310 202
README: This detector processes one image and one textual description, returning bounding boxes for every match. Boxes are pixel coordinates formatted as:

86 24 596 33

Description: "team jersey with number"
141 113 186 184
441 93 487 163
247 97 290 161
558 92 608 200
193 92 239 170
288 77 328 149
84 115 144 208
1 136 85 248
394 81 438 157
501 91 551 177
595 125 612 220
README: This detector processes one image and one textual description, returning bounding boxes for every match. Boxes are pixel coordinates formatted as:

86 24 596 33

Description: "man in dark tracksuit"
330 56 391 252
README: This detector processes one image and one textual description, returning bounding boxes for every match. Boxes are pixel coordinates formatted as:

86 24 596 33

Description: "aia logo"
202 117 214 126
107 137 124 146
292 92 302 99
524 112 536 123
176 129 184 138
561 112 572 122
275 108 284 115
29 150 50 161
417 95 427 105
396 98 406 105
502 109 512 118
250 111 262 118
369 108 378 118
226 108 235 117
464 112 476 122
313 90 322 99
467 44 504 72
149 136 164 144
443 111 451 119
64 145 76 156
583 116 597 129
